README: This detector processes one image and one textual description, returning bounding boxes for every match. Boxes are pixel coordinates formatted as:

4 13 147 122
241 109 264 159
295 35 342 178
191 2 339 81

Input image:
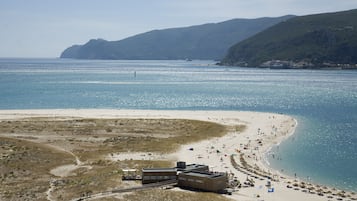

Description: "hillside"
60 16 294 60
221 9 357 69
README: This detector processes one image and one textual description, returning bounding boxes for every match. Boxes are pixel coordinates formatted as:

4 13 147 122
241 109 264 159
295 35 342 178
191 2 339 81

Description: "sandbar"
0 109 352 201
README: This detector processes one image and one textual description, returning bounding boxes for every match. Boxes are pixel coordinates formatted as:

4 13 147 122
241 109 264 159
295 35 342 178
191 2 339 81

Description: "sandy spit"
0 109 349 201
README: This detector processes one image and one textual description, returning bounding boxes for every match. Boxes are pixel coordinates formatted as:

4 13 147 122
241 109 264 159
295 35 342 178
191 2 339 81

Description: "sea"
0 58 356 192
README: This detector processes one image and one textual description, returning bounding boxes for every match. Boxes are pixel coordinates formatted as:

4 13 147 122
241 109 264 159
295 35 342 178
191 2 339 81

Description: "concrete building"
176 161 209 172
178 171 228 192
141 162 228 193
142 168 177 184
142 162 209 184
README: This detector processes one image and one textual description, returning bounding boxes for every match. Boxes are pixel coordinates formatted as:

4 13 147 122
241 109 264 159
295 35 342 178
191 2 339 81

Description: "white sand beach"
0 109 352 201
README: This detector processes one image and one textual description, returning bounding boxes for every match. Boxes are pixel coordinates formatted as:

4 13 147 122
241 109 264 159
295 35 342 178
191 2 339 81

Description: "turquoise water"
0 58 356 192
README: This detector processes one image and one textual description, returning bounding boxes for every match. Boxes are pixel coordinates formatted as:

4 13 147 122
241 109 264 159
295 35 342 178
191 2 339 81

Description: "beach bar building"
142 168 177 184
178 171 228 192
141 161 227 193
142 162 209 184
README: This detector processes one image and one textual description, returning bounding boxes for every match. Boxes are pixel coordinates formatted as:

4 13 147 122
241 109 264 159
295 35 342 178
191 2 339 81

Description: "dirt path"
46 179 56 201
48 145 91 177
45 144 92 201
70 180 177 201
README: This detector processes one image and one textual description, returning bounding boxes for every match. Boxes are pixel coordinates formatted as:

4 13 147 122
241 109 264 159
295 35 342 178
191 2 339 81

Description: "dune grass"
0 137 74 200
0 118 239 161
102 188 234 201
0 117 245 200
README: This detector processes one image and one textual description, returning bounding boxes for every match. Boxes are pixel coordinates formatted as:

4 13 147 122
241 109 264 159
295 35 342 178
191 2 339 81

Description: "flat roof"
180 171 226 178
142 168 177 173
122 169 137 172
186 164 207 168
143 163 209 173
177 164 208 171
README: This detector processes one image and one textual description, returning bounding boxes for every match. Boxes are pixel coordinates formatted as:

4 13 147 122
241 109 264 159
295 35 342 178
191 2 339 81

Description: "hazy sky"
1 0 356 58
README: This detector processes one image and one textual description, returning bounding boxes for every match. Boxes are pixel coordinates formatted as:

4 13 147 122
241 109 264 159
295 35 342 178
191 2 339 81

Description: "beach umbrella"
337 191 346 198
300 181 306 188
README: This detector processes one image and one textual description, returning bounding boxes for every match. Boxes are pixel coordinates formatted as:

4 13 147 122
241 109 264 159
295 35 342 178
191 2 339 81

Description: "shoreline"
0 109 354 201
261 118 298 175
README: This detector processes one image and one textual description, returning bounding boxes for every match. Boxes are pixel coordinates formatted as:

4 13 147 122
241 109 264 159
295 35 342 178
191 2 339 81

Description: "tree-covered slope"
60 16 294 60
221 9 357 68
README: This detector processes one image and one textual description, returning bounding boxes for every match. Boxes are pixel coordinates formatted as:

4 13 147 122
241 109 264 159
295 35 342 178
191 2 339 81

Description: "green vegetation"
0 137 74 200
60 16 293 60
51 160 172 200
222 9 357 68
110 189 234 201
0 118 244 200
0 118 231 161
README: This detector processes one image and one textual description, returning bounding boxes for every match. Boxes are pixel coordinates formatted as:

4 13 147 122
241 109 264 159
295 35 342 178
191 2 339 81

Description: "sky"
1 0 357 58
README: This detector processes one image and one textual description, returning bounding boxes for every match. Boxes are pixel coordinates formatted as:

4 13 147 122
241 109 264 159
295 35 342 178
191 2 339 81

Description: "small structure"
142 168 177 184
178 171 228 192
176 161 187 169
176 161 209 172
122 169 141 180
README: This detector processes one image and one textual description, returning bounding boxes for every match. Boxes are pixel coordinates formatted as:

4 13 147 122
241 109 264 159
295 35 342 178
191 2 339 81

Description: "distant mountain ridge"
60 15 294 60
221 9 357 69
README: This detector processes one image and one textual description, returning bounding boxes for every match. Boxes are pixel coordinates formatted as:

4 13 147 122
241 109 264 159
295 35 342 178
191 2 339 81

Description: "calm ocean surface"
0 58 356 192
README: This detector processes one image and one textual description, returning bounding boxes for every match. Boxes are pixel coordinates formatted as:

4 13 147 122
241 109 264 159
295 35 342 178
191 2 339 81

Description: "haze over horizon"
1 0 357 58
